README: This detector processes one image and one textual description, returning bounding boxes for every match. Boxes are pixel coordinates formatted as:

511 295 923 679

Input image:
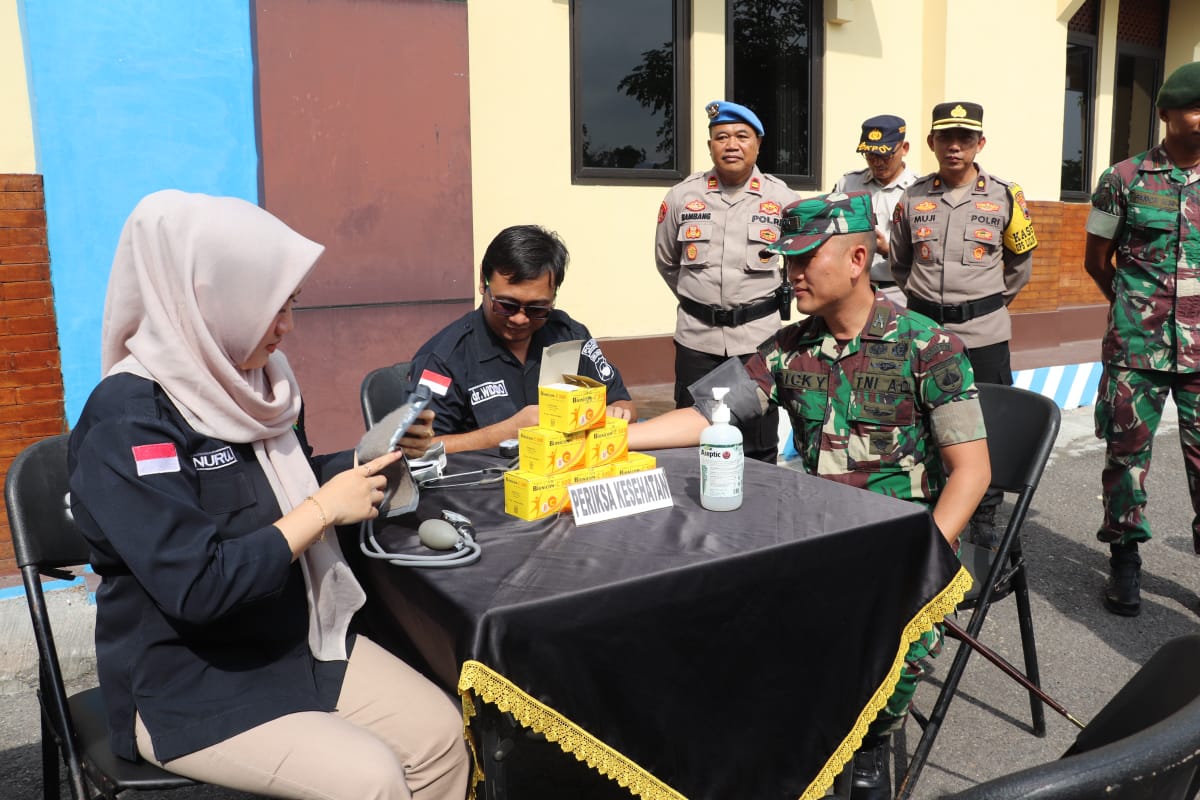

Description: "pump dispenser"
699 387 744 511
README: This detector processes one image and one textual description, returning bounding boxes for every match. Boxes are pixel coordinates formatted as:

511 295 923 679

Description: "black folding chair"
360 361 414 428
7 433 198 799
896 384 1062 799
939 634 1200 799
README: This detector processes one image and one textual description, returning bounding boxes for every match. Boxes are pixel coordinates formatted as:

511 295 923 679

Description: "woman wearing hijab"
67 190 471 799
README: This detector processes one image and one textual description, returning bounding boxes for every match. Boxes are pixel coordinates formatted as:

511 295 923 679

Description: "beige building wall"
0 0 36 172
467 0 1187 342
1165 0 1200 73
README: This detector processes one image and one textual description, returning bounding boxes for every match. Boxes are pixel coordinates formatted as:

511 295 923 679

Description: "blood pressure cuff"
687 357 765 425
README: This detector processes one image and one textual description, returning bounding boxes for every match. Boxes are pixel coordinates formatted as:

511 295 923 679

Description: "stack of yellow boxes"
504 376 658 520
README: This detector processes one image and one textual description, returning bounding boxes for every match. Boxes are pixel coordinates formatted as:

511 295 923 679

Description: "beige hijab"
102 189 364 662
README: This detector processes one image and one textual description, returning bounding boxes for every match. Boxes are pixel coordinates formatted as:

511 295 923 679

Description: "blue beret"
705 100 764 136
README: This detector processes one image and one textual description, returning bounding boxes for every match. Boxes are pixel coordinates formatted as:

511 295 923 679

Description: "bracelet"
306 495 329 542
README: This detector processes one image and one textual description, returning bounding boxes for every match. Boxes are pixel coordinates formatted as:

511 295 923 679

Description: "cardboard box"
538 375 607 433
583 417 629 467
519 426 586 475
611 451 658 476
504 470 570 520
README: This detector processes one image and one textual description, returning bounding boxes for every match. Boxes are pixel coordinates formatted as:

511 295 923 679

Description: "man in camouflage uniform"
890 100 1037 547
656 100 798 463
631 192 990 800
1085 61 1200 617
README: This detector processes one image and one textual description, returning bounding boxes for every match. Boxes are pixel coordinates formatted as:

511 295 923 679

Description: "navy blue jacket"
410 307 631 435
67 373 353 762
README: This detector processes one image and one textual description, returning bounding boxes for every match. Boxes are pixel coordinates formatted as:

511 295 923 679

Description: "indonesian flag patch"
418 369 452 397
132 443 180 476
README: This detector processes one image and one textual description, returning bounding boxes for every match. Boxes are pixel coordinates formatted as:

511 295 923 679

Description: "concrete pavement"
1 400 1196 799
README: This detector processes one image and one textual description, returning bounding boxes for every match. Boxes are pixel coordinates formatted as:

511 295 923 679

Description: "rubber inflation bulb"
418 518 462 551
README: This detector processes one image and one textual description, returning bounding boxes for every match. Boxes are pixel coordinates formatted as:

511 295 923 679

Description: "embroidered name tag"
193 446 237 471
469 380 509 406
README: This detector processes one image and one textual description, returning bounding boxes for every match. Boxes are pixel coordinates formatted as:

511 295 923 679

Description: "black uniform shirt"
67 373 353 762
410 307 632 435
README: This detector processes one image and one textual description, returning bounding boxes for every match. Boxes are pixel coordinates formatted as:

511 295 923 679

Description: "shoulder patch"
658 200 668 224
929 360 964 394
132 442 180 476
419 369 452 397
1003 183 1038 254
580 338 615 382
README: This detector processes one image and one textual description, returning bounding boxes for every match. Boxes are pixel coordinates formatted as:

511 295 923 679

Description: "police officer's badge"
706 102 720 119
868 129 882 141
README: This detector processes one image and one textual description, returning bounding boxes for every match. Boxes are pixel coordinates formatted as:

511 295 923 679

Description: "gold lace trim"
798 563 973 800
457 563 971 800
458 660 686 800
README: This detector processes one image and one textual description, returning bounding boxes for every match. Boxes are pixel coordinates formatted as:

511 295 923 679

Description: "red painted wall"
254 0 474 452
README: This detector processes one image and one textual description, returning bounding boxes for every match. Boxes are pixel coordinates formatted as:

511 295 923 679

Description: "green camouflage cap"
762 191 877 258
1157 62 1200 109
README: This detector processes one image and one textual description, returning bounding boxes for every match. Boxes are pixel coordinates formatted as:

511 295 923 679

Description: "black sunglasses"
484 281 555 320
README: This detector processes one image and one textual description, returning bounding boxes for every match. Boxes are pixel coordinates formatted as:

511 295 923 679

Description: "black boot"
850 735 891 800
968 506 1000 549
1103 541 1142 617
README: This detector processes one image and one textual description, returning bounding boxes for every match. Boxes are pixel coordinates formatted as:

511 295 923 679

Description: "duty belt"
678 293 780 328
906 292 1005 325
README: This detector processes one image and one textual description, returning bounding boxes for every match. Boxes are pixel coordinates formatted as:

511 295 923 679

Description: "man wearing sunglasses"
406 225 637 454
832 114 916 299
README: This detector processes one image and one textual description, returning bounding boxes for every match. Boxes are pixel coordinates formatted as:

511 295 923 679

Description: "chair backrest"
941 634 1200 800
978 384 1061 495
360 362 414 429
6 433 88 571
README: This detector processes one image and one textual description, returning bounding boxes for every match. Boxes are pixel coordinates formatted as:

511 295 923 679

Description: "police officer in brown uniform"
890 101 1037 543
656 100 798 462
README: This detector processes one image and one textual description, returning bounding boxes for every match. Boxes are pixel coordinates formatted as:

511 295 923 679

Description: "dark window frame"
1108 39 1164 166
1061 29 1097 202
569 0 691 185
724 0 824 189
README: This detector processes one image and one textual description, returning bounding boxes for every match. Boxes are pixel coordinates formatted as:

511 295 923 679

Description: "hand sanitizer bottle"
700 387 743 511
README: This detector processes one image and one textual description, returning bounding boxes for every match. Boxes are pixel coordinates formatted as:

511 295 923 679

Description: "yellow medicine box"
504 470 569 521
559 463 615 510
584 418 629 467
538 375 607 433
611 451 657 476
518 426 586 475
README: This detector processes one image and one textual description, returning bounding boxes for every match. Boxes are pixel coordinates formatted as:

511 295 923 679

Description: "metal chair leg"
1011 556 1046 736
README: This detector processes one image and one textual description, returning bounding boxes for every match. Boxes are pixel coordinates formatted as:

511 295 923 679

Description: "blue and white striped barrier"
1013 362 1103 411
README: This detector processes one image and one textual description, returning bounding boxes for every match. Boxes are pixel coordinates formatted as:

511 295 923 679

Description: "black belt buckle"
941 304 967 324
710 306 734 327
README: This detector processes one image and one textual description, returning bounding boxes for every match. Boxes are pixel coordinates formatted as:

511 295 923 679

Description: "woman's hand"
314 450 406 525
396 409 437 459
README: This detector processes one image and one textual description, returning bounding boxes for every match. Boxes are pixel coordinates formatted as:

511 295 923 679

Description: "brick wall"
1010 200 1105 313
0 175 65 574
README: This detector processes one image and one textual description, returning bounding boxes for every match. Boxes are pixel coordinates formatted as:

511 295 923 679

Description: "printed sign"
569 468 674 525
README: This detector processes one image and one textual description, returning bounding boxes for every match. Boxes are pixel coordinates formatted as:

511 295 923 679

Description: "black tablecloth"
348 448 969 800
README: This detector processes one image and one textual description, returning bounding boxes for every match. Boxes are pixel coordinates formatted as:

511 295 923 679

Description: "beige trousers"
135 636 470 800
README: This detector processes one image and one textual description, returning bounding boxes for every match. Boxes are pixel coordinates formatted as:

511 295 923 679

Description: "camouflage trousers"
1094 365 1200 551
868 623 943 737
